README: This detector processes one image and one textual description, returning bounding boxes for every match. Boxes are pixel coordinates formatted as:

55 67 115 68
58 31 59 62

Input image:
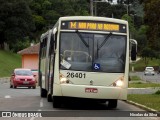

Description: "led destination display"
61 21 127 33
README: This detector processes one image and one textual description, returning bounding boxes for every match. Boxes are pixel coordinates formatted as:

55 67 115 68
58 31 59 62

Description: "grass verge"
130 58 160 71
128 94 160 111
129 82 160 88
130 76 141 81
0 50 21 77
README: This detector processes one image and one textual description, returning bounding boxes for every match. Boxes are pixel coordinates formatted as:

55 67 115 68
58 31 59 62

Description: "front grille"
20 79 25 81
27 79 32 81
20 79 32 81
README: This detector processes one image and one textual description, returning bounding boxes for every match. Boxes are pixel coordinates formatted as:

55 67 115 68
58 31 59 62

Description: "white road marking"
5 95 11 98
40 98 43 107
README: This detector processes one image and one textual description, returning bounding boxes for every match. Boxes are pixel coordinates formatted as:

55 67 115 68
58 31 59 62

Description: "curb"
128 88 159 94
0 77 10 80
126 100 160 116
0 77 10 83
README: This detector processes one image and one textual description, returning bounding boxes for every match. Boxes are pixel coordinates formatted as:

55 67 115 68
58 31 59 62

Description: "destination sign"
61 21 126 33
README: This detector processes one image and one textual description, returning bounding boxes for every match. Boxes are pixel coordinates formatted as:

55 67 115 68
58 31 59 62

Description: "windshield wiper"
76 30 89 48
97 32 112 51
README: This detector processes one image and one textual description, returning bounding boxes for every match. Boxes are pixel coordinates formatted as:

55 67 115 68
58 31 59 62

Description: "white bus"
39 16 136 108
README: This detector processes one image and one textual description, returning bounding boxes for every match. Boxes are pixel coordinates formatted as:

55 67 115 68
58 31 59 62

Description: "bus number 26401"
67 72 86 78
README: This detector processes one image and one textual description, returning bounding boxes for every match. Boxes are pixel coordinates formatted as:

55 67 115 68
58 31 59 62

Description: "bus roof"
40 16 128 42
58 16 128 24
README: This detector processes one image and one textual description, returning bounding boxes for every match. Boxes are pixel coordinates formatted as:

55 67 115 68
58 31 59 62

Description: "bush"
154 90 160 95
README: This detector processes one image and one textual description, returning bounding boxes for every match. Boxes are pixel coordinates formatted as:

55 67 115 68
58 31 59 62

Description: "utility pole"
94 2 97 16
90 0 94 16
91 0 113 16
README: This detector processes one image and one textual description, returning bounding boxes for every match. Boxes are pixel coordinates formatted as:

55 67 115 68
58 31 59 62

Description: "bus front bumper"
54 84 127 100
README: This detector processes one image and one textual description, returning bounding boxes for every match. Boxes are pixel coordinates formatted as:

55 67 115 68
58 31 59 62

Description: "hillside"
0 50 21 77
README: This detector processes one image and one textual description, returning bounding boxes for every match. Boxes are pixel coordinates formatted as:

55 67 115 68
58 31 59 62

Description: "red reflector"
85 88 98 93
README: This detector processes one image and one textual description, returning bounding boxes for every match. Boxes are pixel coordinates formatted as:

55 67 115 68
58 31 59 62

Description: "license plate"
23 81 29 84
85 88 98 93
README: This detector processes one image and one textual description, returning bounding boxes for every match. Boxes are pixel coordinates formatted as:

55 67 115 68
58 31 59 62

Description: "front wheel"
53 96 61 108
41 88 47 97
47 93 52 102
108 100 117 108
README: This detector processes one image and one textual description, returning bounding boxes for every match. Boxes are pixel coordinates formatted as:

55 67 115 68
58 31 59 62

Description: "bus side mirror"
130 39 137 61
131 45 137 61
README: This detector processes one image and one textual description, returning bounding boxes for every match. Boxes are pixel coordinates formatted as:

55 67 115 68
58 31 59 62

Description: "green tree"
0 0 35 51
43 10 61 26
144 0 160 51
141 47 156 66
121 14 136 38
96 2 126 18
134 25 148 53
29 0 89 39
32 15 46 31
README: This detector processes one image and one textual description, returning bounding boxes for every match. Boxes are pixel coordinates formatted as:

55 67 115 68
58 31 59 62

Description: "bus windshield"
60 32 126 73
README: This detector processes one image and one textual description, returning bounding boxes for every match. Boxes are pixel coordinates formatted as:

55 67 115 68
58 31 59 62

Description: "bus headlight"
60 77 68 84
115 80 123 87
111 76 124 87
59 73 72 84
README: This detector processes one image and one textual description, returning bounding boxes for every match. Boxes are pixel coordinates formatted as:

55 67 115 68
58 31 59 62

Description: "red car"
10 68 36 89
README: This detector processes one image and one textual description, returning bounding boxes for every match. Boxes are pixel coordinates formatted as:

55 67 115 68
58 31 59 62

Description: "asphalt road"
130 72 160 83
0 81 159 120
128 71 160 94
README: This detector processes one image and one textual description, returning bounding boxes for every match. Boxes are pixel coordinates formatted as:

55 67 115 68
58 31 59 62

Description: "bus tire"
41 88 47 98
53 96 61 108
108 100 117 108
47 93 52 102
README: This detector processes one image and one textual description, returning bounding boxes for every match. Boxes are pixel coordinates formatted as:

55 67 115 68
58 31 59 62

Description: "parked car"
10 68 36 89
144 67 155 76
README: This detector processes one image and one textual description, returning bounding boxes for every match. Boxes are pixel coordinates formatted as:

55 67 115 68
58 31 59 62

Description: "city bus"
39 16 136 108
